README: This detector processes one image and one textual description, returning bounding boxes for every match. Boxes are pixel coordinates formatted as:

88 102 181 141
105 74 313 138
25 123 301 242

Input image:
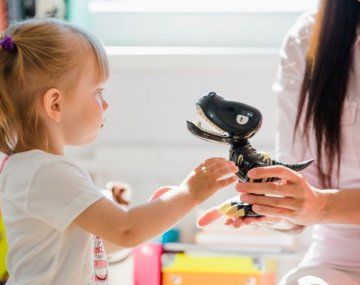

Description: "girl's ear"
42 88 62 122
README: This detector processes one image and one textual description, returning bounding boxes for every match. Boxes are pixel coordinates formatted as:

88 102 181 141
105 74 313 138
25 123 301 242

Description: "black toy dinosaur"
187 92 314 218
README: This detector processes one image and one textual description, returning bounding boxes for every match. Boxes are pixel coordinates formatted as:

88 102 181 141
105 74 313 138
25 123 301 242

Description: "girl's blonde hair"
0 19 109 155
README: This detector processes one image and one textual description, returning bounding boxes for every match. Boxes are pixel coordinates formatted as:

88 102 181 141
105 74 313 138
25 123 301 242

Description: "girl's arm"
75 186 195 248
74 158 238 247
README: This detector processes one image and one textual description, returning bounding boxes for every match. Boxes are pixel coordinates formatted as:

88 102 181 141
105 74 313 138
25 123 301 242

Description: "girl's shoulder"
1 150 89 189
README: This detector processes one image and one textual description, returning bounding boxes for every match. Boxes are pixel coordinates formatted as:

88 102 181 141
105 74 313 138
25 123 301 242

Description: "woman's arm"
238 166 360 226
322 189 360 224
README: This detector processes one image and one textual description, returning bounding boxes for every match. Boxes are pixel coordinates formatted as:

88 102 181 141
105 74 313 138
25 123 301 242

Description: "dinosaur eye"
236 114 249 125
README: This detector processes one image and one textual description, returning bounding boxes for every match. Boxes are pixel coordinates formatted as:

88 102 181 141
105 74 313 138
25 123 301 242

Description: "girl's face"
61 56 109 146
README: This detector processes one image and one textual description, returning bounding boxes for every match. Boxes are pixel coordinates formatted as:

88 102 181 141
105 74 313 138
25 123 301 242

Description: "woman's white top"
274 12 360 268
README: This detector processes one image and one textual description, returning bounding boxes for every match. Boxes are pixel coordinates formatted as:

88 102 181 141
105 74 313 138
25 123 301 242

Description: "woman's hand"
236 166 329 225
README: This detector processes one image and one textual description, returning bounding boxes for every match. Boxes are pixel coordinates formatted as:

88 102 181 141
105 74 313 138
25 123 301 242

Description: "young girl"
0 19 239 284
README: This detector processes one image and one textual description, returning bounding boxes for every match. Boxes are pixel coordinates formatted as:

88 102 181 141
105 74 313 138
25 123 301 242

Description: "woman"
198 0 360 284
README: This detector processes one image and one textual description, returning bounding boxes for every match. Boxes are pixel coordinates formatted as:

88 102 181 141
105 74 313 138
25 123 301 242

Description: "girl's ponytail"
0 72 17 155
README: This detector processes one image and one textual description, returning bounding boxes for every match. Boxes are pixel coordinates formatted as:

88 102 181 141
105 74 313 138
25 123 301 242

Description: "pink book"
133 243 163 285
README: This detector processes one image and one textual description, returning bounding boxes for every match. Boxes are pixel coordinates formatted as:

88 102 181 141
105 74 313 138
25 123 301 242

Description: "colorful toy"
187 92 314 218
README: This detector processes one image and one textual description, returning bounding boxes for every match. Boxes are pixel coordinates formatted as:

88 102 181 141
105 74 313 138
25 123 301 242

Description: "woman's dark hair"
295 0 360 188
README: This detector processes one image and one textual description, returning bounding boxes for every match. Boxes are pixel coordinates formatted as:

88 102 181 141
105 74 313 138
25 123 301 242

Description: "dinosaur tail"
272 159 314 171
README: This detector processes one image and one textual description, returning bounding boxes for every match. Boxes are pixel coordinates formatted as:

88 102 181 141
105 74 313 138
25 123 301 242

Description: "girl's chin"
69 132 100 146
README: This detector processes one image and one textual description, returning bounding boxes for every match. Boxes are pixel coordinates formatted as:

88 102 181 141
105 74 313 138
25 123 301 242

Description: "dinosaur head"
187 92 263 143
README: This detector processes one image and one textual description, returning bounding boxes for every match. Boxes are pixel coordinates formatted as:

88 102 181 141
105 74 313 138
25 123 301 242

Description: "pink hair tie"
0 155 10 173
0 35 15 52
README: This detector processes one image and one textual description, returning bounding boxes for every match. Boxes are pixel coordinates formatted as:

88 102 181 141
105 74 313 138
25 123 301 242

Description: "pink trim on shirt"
0 155 10 173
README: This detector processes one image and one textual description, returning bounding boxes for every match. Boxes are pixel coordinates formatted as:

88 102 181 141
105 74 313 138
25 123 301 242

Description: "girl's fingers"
216 175 239 188
213 165 239 178
207 161 235 172
237 180 299 198
195 158 228 174
252 204 294 218
206 160 236 172
197 207 223 227
248 165 303 183
241 194 300 210
203 157 227 166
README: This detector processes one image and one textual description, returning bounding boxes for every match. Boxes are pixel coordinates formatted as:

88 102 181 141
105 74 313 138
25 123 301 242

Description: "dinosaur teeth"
195 106 228 137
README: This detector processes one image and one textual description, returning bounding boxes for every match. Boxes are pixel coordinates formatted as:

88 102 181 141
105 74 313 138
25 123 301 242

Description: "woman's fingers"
197 207 222 227
241 194 301 210
225 218 234 225
237 180 301 198
248 165 303 183
252 204 294 218
226 216 268 228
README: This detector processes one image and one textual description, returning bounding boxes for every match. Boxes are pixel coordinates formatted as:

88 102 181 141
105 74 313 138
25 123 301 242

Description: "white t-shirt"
0 149 108 285
274 12 360 268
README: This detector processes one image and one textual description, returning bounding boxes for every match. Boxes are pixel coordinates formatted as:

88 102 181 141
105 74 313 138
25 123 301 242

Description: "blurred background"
0 1 319 284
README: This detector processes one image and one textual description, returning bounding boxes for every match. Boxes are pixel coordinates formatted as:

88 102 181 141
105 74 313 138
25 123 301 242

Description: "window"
69 0 318 48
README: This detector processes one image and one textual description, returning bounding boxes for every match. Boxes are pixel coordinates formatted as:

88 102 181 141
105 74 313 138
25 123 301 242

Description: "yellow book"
0 215 8 280
162 254 276 285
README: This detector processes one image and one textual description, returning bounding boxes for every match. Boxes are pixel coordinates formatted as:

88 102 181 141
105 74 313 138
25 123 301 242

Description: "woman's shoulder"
280 12 316 58
287 12 315 42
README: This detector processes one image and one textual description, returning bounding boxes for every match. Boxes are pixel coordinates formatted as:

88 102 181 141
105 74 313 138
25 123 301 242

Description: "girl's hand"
181 158 239 204
236 166 328 225
106 182 131 206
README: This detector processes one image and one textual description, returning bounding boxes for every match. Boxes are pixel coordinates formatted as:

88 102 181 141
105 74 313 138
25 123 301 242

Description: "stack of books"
5 0 67 24
162 253 277 285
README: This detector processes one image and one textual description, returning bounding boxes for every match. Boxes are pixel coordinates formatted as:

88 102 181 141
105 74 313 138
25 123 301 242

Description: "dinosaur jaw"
187 106 232 144
194 105 228 137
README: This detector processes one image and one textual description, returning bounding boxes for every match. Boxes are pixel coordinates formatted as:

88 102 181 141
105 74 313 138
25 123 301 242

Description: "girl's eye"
95 89 104 99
